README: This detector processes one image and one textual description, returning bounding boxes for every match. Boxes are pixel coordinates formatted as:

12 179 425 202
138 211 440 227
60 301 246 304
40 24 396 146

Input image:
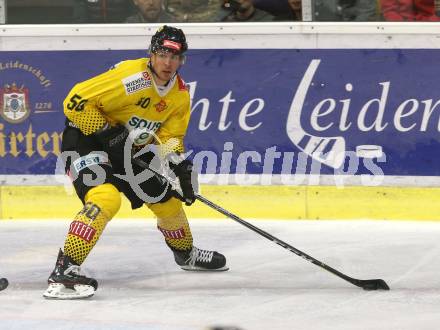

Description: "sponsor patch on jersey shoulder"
122 71 152 95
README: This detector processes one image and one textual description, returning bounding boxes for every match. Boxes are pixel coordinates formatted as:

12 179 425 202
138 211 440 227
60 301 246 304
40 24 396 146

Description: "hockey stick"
0 278 8 291
132 157 390 291
195 195 389 291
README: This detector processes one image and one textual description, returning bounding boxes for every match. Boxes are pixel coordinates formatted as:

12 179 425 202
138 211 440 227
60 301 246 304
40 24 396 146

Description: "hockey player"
43 25 228 299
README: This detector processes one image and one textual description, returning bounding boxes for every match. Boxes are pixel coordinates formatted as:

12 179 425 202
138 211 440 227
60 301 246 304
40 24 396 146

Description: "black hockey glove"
169 159 198 206
61 124 82 174
94 124 129 167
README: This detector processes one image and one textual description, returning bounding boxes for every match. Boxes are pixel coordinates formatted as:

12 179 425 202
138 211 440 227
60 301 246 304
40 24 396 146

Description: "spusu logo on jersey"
127 116 162 146
122 71 152 95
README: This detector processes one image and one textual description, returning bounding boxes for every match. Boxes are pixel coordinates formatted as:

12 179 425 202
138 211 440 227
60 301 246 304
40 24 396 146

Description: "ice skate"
43 249 97 299
173 246 229 271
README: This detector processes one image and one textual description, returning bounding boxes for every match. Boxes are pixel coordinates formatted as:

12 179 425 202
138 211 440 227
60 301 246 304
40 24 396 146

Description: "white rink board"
3 174 440 187
2 22 440 51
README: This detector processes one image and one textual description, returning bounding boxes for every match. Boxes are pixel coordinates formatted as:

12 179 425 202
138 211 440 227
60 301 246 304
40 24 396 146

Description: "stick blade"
358 279 390 291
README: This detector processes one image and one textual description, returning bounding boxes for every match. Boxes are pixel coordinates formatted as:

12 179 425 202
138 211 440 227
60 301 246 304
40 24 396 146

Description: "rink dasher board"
2 23 440 220
2 22 440 51
1 184 440 221
1 23 440 180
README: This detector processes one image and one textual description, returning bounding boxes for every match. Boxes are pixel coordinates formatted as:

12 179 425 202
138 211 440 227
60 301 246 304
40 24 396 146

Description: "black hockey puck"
0 278 8 291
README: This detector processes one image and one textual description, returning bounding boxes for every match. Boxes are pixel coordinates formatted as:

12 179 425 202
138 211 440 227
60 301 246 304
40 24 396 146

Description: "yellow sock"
148 198 193 251
64 183 121 264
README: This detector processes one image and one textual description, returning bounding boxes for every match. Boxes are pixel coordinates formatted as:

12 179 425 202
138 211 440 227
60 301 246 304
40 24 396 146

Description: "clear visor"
153 48 186 63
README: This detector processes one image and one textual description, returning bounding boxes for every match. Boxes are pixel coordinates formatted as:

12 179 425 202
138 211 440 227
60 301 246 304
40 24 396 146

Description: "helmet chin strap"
148 60 178 86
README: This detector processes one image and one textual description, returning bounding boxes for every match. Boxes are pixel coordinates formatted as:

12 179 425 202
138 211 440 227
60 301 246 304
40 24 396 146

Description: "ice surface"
1 219 440 330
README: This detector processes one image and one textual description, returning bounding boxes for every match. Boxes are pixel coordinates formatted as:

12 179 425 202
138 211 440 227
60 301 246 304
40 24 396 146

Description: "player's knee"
85 183 121 219
148 197 182 218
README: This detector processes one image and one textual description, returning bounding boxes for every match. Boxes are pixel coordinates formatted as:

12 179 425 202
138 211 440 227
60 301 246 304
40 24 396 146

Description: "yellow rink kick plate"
1 185 440 221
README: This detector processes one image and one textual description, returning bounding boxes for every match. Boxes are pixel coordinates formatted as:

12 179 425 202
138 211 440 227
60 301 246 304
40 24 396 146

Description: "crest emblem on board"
0 83 31 124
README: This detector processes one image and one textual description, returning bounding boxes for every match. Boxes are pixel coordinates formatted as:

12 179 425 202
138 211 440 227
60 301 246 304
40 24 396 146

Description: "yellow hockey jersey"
63 57 190 154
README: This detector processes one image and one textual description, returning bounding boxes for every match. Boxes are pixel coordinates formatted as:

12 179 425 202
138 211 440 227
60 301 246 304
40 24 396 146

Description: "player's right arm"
63 68 121 136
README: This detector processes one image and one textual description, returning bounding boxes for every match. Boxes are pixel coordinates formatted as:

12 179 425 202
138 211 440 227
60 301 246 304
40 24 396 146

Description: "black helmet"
150 25 188 55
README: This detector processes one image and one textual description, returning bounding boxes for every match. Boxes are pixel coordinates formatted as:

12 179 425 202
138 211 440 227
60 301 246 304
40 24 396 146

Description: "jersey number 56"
67 94 88 112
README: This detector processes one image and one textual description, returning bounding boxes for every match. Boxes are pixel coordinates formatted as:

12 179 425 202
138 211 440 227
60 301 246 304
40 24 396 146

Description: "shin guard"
148 198 193 251
64 183 121 264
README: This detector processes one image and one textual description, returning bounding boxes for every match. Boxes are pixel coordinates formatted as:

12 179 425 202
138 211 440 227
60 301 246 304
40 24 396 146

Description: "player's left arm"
156 98 196 205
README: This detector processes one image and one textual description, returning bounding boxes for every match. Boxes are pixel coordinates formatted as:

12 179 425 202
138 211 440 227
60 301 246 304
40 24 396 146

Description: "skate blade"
43 283 95 300
180 265 229 272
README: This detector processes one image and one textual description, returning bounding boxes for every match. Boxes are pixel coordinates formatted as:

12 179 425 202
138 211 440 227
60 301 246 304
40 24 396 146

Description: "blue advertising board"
0 49 439 176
